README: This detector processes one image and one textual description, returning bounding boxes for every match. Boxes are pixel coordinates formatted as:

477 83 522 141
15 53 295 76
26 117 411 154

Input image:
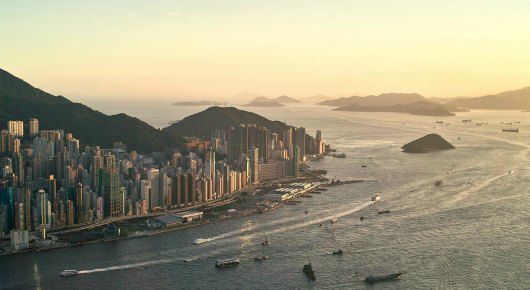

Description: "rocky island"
334 101 456 117
402 134 455 153
244 100 285 107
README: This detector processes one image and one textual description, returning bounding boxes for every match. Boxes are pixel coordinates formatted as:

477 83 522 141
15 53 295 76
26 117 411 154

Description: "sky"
2 0 530 101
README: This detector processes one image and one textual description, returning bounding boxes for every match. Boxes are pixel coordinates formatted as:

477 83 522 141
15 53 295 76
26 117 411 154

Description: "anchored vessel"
364 272 403 284
215 258 240 268
303 260 316 280
371 194 381 202
59 270 79 277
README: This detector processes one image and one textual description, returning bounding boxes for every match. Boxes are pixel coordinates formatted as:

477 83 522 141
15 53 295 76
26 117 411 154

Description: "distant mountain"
447 87 530 110
244 100 285 107
173 101 228 106
234 92 265 100
402 134 455 153
274 95 301 103
163 106 290 137
0 69 179 153
304 95 331 104
334 101 456 116
429 97 470 104
250 95 301 104
319 93 427 107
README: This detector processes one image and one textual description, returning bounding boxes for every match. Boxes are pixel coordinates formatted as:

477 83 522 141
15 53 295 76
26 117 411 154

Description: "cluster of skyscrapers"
0 118 326 249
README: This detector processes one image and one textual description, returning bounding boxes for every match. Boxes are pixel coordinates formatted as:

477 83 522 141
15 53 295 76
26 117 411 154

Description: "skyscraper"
293 145 300 177
100 168 122 218
7 120 23 137
29 118 39 137
249 146 259 184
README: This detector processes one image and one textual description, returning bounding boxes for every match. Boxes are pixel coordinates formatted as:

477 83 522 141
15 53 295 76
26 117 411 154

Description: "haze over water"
1 105 529 289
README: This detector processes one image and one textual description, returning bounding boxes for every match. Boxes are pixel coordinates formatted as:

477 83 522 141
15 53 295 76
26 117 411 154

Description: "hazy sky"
2 0 530 101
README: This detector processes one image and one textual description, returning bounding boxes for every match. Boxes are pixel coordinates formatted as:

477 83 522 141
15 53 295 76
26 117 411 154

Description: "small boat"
184 257 197 263
364 272 403 284
193 238 208 245
509 170 514 174
303 260 316 280
332 249 343 255
330 218 338 224
261 239 270 246
371 194 381 202
502 128 519 133
59 270 79 277
435 180 443 186
361 165 367 168
254 255 269 261
215 258 240 268
318 223 322 227
304 210 309 214
377 210 390 214
360 216 366 222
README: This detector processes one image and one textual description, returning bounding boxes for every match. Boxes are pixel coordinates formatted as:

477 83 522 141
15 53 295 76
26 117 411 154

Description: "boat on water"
360 215 366 222
261 239 270 246
509 170 514 174
215 258 240 268
435 180 443 186
364 272 403 284
332 249 343 255
330 217 338 224
193 238 208 245
303 261 316 280
371 194 381 202
378 210 390 214
361 164 367 168
502 128 519 133
254 255 268 261
59 270 79 277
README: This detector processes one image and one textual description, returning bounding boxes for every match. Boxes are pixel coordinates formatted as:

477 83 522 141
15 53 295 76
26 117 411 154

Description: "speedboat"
59 270 79 277
193 238 208 245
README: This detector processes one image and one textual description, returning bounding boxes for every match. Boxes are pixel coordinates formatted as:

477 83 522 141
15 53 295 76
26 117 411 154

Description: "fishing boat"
59 270 79 277
303 259 316 280
332 249 344 255
364 272 403 284
215 258 240 268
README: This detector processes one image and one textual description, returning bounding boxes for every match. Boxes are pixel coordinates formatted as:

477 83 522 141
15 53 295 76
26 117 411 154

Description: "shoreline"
1 177 367 257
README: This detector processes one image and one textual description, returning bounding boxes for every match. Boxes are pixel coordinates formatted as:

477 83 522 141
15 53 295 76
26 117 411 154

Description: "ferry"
371 194 381 202
193 238 208 245
364 272 403 284
59 270 79 277
215 258 240 268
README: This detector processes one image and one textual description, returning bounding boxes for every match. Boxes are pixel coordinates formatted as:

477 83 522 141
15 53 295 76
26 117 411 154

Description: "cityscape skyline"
3 1 530 100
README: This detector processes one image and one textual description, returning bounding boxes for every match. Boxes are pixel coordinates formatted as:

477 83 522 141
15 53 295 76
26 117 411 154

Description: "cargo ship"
364 272 403 284
215 258 240 268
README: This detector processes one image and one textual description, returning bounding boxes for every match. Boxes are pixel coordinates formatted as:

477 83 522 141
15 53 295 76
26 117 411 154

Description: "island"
244 100 285 107
334 101 456 117
173 101 229 106
402 134 455 153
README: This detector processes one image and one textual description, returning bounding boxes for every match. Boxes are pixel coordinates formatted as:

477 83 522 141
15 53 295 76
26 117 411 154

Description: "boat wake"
77 259 175 275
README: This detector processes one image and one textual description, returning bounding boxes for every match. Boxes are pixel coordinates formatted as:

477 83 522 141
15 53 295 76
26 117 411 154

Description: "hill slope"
447 87 530 110
402 134 455 153
319 93 426 107
0 69 178 153
163 106 290 137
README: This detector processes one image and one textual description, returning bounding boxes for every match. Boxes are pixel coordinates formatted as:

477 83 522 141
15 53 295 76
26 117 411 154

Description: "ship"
254 255 269 262
377 210 390 214
502 128 519 133
330 217 338 224
193 238 209 245
371 194 381 202
364 272 403 284
332 249 344 255
215 258 240 268
59 270 79 277
261 238 270 246
303 259 316 280
435 180 443 186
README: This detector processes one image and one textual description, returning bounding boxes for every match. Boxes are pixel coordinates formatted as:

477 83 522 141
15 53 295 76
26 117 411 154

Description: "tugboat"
364 272 403 284
332 249 344 255
261 238 270 246
254 255 269 262
303 258 316 280
59 270 79 277
215 258 240 268
371 194 381 202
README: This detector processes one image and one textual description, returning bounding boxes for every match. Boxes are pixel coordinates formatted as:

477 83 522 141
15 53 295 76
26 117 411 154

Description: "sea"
1 101 529 289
